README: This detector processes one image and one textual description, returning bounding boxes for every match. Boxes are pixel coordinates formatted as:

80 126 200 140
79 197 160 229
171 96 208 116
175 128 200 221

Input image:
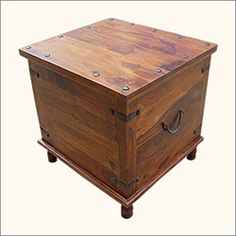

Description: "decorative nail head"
155 68 162 73
123 86 130 91
93 71 100 77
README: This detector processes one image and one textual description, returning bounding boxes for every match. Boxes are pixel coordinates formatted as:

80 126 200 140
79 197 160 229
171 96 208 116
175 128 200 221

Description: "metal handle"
162 110 184 134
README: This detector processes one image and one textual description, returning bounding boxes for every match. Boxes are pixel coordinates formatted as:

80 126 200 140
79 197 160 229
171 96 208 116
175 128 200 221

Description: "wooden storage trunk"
19 18 217 218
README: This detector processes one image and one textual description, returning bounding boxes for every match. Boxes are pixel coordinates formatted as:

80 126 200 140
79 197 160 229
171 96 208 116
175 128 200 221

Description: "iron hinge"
108 108 142 122
112 177 140 190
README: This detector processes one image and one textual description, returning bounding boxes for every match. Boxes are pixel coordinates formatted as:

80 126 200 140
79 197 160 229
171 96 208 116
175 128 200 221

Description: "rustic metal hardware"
25 46 31 49
122 86 129 91
182 54 188 58
86 25 91 29
151 28 157 32
129 23 134 26
193 124 202 134
162 110 184 134
29 69 39 78
112 177 140 190
58 35 64 38
108 18 114 21
40 128 49 137
155 68 162 73
201 65 210 73
93 71 100 77
44 54 50 57
108 108 142 122
205 42 210 46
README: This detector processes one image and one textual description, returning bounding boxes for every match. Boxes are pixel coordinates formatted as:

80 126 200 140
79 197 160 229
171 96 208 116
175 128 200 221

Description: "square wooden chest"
19 18 217 218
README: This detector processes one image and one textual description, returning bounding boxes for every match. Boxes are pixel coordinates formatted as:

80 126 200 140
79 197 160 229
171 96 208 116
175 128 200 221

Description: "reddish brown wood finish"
19 18 217 97
121 204 133 219
187 148 197 161
48 152 57 163
19 18 217 218
38 135 203 208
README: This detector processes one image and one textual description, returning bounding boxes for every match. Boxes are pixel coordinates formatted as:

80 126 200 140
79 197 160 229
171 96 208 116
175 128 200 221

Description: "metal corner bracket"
108 108 142 122
40 127 49 137
201 64 210 73
112 177 140 190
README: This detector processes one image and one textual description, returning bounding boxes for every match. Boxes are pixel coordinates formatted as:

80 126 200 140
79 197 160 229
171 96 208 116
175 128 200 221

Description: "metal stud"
93 71 100 77
182 54 188 58
205 42 210 46
177 35 183 39
155 68 162 73
123 86 130 91
44 54 50 57
86 25 91 29
129 23 134 26
58 35 64 38
25 46 31 49
108 18 114 21
151 28 157 32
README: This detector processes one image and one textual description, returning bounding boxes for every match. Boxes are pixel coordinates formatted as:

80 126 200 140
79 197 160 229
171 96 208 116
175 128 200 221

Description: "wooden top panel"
19 18 217 97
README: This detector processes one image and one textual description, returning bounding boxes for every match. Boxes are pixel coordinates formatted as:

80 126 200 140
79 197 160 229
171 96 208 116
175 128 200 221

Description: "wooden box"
19 18 217 218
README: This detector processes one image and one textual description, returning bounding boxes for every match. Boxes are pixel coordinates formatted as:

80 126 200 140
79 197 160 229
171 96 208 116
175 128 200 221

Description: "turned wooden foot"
47 152 57 163
121 204 133 219
187 148 197 161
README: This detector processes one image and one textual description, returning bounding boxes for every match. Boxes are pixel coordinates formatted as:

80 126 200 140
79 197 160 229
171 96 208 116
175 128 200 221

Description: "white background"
1 1 235 235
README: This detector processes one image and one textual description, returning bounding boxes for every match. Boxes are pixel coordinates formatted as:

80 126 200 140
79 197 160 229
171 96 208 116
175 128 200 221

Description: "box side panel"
132 56 211 191
28 61 120 191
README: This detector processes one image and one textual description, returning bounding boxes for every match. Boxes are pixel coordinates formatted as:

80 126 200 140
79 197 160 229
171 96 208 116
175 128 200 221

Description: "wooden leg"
187 148 197 161
48 151 57 163
121 204 133 219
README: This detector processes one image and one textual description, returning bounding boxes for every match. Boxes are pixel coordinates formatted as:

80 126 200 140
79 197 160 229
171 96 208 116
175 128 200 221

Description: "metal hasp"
112 177 139 190
108 108 142 122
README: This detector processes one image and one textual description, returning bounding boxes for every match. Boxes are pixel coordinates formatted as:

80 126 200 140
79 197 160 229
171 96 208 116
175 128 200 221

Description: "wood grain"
29 61 120 190
19 18 217 218
129 57 210 191
19 18 217 97
38 135 203 207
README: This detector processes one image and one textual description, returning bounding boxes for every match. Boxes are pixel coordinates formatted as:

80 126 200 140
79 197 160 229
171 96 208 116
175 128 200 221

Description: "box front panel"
29 61 120 191
134 56 211 191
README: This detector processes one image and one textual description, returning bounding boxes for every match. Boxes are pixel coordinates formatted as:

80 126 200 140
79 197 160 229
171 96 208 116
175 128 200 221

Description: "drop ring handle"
161 110 184 134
